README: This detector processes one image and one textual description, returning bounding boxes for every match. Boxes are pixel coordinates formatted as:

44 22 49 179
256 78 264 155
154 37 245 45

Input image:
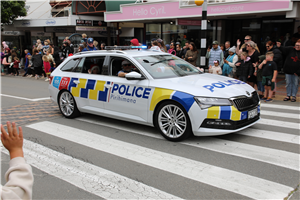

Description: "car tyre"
58 90 80 118
154 101 192 141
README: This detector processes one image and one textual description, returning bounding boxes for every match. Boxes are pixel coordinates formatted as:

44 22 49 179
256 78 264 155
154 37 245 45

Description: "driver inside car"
118 60 134 77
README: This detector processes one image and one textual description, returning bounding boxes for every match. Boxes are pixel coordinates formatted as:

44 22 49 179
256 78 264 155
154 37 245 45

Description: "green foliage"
1 0 27 24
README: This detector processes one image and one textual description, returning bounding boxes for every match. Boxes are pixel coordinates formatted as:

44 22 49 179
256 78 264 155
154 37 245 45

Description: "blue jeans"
285 74 299 97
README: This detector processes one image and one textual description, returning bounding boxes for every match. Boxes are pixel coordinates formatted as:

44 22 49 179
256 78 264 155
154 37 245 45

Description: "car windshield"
134 55 201 79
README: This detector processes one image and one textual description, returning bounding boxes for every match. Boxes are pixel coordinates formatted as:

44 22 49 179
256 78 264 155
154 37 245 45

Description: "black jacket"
32 54 43 68
267 46 283 70
62 45 72 58
235 59 253 77
279 46 300 75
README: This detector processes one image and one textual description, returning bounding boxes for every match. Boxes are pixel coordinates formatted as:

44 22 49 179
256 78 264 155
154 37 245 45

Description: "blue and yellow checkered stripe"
68 78 109 102
207 105 260 121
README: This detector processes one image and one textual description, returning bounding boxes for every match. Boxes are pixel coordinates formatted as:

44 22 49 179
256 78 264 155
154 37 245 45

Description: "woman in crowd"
185 42 198 67
245 41 260 87
168 42 176 55
157 39 167 52
277 39 300 102
222 46 238 77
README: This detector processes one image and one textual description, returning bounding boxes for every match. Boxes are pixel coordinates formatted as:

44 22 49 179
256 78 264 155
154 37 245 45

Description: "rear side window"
61 59 79 72
82 56 106 75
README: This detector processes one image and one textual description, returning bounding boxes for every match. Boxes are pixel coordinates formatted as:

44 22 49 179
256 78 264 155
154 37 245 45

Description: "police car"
49 46 260 141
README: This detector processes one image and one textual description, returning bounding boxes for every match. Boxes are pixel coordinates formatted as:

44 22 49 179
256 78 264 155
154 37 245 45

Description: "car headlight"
194 97 232 109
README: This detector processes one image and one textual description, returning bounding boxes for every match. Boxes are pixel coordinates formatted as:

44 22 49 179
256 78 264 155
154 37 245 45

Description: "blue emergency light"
105 46 148 50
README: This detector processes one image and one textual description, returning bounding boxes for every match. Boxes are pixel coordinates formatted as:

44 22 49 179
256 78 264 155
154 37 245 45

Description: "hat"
130 38 139 46
87 38 94 44
122 60 131 65
151 38 157 42
212 41 219 45
228 46 236 53
176 42 180 45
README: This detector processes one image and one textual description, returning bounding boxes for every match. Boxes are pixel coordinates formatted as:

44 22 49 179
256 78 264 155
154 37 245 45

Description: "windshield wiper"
150 59 173 66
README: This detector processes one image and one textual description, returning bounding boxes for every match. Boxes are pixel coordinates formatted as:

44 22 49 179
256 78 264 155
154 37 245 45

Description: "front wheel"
154 102 192 141
58 91 80 118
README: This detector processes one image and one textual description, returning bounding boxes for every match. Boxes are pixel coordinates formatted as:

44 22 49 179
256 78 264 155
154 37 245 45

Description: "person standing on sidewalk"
277 39 300 102
258 52 278 102
1 47 6 75
206 41 224 69
23 50 31 77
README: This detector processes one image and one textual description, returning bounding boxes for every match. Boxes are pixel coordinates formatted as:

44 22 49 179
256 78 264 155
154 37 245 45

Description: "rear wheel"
58 91 80 118
154 102 192 141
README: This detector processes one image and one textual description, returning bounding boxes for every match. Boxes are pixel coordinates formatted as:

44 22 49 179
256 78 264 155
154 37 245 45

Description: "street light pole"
200 0 207 69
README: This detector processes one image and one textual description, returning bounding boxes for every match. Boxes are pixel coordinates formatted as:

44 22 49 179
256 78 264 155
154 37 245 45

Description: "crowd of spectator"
1 28 300 102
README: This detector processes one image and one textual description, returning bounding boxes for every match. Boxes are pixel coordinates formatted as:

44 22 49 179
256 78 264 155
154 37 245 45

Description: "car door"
103 56 151 123
58 57 90 109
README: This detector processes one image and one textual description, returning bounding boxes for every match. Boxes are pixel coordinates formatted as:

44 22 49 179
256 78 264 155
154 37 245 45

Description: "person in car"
118 60 134 77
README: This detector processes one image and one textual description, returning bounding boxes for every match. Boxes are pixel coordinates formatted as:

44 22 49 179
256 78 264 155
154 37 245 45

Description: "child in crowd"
42 55 51 81
12 57 20 76
150 41 161 51
208 60 222 75
1 121 34 199
26 55 34 77
235 52 253 82
256 55 265 98
258 51 278 102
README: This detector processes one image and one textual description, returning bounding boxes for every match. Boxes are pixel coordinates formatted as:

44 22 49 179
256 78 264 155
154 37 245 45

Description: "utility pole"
195 0 207 69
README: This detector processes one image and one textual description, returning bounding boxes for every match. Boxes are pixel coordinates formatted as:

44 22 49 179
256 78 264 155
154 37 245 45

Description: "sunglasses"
244 39 250 41
247 45 251 47
123 64 132 66
266 46 270 48
295 45 300 47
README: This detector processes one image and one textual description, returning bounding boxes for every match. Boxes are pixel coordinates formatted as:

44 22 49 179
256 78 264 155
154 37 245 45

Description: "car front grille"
231 92 260 112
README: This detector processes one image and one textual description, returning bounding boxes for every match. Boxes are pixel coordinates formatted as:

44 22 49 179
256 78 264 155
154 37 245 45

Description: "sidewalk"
273 73 300 102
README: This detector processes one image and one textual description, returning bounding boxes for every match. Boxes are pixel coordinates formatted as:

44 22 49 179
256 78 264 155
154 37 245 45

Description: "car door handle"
73 80 80 84
104 84 112 88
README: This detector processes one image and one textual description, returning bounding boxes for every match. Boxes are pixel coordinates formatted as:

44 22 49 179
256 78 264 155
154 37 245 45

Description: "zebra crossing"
1 101 299 199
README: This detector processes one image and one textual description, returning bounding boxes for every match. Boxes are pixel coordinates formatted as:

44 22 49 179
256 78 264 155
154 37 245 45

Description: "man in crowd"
224 41 231 58
206 41 224 68
182 41 190 59
82 38 97 52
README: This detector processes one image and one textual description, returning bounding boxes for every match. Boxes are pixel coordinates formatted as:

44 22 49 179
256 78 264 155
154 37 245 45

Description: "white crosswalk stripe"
79 116 299 170
1 140 181 199
27 121 294 199
257 118 299 129
260 102 300 111
237 128 299 145
261 110 299 119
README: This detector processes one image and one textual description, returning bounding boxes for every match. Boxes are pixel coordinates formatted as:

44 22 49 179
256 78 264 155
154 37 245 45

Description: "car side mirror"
125 71 145 80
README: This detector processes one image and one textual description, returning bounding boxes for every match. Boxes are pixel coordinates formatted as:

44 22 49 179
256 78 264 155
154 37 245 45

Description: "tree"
1 0 27 24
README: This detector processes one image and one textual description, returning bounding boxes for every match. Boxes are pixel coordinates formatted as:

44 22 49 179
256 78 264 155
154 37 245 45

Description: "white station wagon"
49 47 260 141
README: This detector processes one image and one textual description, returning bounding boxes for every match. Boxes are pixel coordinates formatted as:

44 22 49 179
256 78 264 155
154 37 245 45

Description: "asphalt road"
1 75 299 200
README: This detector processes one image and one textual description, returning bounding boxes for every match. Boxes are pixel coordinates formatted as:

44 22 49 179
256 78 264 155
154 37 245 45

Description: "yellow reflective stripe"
231 106 241 121
72 78 87 97
207 106 220 119
89 80 105 100
150 88 173 111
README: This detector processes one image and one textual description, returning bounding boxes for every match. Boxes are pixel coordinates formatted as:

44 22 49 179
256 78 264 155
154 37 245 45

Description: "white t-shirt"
150 46 161 51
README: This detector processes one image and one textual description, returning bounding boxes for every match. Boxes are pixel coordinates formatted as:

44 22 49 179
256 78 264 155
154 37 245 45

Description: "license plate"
248 108 258 119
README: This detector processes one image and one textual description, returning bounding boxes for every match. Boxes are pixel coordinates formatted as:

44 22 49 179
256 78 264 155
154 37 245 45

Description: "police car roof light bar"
105 46 148 50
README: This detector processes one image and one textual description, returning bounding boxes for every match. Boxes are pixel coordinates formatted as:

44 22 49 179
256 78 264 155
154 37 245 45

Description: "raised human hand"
1 122 24 159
